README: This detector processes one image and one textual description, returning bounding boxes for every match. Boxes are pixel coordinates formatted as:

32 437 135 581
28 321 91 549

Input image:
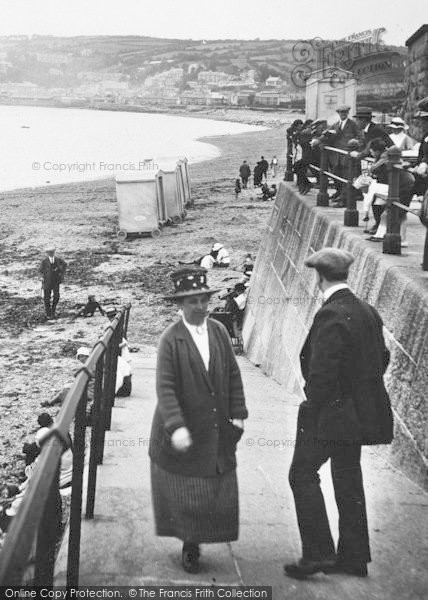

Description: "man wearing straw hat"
149 266 248 574
38 245 67 320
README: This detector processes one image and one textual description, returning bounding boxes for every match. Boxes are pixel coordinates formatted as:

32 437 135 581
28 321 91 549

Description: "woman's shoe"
182 543 200 574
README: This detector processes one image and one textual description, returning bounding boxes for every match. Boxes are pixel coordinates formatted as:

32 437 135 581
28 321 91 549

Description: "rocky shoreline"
0 121 290 543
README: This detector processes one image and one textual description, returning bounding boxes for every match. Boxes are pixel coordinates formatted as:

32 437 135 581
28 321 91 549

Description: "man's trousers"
43 284 60 317
289 405 371 565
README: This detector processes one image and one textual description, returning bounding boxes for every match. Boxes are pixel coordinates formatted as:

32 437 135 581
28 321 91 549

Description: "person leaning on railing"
408 101 428 198
321 105 359 207
361 141 415 246
293 120 327 194
361 139 390 236
350 107 393 160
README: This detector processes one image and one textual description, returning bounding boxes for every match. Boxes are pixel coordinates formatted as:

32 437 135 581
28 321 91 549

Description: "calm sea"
0 105 264 192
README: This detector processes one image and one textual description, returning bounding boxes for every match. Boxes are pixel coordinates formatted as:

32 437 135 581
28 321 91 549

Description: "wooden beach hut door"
157 170 182 223
177 159 191 207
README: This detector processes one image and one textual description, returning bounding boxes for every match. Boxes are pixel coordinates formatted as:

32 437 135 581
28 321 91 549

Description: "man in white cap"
285 247 393 580
38 246 67 320
322 105 359 207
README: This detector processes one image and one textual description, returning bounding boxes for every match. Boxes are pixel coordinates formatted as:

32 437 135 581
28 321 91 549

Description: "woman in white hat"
149 267 248 574
387 118 415 151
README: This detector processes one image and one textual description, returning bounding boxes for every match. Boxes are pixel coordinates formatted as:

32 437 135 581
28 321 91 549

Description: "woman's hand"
171 427 192 452
231 419 244 430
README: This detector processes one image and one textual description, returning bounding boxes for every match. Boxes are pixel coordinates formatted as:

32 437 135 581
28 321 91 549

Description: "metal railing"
0 303 131 586
285 134 428 270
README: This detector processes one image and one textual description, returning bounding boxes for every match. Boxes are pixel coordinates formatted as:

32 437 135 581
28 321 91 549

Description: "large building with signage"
404 25 428 139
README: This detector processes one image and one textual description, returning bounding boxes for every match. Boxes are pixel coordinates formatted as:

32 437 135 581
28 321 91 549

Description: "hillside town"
0 33 407 110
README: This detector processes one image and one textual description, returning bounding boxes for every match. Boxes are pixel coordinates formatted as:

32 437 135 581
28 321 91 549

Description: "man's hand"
232 419 244 430
349 150 360 158
171 427 192 452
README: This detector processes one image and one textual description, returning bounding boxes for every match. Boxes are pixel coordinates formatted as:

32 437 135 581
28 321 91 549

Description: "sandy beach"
0 113 290 518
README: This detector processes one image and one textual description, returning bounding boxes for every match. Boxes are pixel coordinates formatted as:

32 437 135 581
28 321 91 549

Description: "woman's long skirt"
150 462 239 543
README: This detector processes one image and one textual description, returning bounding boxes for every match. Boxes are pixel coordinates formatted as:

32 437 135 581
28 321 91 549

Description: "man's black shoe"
284 558 336 579
324 562 368 577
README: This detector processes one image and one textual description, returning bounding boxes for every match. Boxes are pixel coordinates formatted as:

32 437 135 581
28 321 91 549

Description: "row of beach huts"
115 158 191 239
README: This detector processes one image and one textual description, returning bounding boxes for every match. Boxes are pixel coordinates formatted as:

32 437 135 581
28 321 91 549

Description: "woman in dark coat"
149 267 248 574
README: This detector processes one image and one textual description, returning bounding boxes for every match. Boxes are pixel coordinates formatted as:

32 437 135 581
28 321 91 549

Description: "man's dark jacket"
300 288 393 445
39 257 67 288
149 318 248 477
322 118 359 168
239 163 251 179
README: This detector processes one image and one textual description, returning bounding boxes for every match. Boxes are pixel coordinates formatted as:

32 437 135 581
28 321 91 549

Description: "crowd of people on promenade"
286 99 428 247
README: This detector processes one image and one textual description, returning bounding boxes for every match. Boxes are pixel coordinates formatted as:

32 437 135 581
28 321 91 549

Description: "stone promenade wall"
243 182 428 489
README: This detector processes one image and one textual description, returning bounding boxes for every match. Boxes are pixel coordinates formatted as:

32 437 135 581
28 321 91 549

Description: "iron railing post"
344 143 359 227
284 131 294 182
98 340 113 464
317 144 329 206
86 356 104 519
105 323 120 431
34 465 61 586
66 388 87 586
383 146 402 255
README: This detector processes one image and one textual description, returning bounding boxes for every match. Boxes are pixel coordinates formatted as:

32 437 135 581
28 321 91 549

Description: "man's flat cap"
305 248 354 274
336 104 350 112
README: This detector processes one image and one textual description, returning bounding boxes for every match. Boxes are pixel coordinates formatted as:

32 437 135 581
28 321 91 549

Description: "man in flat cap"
322 105 359 207
285 248 393 580
39 246 67 320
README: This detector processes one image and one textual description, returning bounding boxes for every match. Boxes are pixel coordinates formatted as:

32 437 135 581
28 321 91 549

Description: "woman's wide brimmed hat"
164 267 220 300
389 117 409 130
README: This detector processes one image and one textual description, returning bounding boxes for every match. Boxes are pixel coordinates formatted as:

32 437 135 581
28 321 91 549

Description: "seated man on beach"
75 294 105 318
